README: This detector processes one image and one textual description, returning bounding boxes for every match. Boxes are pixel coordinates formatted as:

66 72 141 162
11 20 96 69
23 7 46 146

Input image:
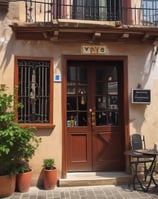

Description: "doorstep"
58 172 132 187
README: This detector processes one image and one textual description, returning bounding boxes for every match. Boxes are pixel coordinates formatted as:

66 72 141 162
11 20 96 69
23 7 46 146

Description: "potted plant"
0 86 41 196
0 86 18 197
43 159 57 190
15 125 41 192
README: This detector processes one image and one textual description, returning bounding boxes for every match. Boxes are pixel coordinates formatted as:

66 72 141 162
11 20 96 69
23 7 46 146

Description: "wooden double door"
63 57 128 172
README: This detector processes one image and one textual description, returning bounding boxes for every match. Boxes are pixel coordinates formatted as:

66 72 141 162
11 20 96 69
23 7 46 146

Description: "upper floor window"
142 0 158 25
0 0 8 6
72 0 122 21
0 0 8 10
26 0 122 22
15 57 54 128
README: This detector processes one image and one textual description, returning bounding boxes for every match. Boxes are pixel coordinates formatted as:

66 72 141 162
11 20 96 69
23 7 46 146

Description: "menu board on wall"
131 89 151 104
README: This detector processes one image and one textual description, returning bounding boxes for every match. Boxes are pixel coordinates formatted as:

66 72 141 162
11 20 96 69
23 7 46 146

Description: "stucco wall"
1 2 158 185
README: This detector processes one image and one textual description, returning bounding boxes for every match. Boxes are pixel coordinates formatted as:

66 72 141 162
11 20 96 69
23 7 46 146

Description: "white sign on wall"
81 46 107 55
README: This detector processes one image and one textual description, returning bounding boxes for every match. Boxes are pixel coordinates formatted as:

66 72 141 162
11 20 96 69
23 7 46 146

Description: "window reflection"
95 65 119 126
67 65 88 127
108 82 118 94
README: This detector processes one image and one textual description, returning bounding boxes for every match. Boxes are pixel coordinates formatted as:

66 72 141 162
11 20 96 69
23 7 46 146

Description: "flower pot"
16 170 32 192
0 175 16 197
44 168 57 190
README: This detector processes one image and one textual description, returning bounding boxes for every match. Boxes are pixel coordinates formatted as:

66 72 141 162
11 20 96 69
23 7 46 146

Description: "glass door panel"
95 65 119 126
67 65 88 127
67 64 119 127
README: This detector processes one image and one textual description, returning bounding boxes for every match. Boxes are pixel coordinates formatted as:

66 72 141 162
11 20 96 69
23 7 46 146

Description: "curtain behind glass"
73 0 108 20
73 0 85 19
99 0 107 20
61 0 73 19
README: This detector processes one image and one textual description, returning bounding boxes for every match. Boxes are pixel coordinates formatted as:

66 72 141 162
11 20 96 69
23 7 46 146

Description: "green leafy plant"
0 86 41 175
43 159 55 170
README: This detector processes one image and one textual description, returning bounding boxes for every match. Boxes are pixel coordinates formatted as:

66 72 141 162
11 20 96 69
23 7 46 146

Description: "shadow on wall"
130 104 146 132
142 46 158 87
0 34 15 73
130 46 158 133
0 8 8 21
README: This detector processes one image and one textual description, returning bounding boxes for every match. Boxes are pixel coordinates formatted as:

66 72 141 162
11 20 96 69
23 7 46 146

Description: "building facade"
0 0 158 185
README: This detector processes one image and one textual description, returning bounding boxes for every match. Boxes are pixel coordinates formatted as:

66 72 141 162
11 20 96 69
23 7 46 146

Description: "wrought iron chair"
129 133 155 191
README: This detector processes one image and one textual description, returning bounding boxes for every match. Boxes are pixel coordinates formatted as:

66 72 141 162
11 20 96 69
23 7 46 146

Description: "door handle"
88 109 96 127
91 112 96 127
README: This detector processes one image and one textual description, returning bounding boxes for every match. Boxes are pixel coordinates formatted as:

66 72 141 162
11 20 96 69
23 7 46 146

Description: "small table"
125 149 158 192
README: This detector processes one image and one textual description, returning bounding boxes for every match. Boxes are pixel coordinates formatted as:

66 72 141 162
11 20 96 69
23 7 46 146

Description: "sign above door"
81 45 107 55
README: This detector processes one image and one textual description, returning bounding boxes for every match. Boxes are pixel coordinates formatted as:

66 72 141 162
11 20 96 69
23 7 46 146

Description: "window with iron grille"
0 0 8 6
25 0 122 22
142 0 158 25
0 0 8 10
15 57 54 128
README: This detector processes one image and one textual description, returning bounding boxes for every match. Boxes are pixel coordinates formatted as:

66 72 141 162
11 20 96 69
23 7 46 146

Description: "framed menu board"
131 89 151 104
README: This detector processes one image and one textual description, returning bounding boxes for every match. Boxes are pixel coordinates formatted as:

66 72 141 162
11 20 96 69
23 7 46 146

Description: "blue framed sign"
54 74 61 82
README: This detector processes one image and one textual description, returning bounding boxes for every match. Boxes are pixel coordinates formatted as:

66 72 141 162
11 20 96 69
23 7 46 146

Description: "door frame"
61 55 129 178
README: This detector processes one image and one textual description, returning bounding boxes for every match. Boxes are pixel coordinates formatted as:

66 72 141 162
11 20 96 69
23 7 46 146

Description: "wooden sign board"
131 89 151 104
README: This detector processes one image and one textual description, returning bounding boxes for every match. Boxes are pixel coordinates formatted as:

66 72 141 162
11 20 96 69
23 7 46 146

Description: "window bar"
52 0 55 18
25 0 28 22
99 0 107 21
50 0 53 22
19 65 23 122
44 0 46 23
41 66 44 122
47 0 51 22
113 0 116 20
44 66 48 122
47 0 49 22
118 0 121 21
24 65 28 122
30 68 36 122
34 0 36 23
28 66 31 122
109 0 112 20
29 0 33 22
38 66 41 122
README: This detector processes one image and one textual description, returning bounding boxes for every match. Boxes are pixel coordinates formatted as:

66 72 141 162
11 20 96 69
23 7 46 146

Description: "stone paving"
5 185 158 199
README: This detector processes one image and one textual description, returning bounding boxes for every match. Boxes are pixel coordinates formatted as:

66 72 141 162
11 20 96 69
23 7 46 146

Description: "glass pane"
96 82 106 95
96 66 118 81
77 67 87 81
96 68 107 81
96 96 106 110
67 112 77 127
108 111 118 125
78 87 87 94
67 87 76 95
78 96 87 110
108 82 118 94
108 95 118 110
78 112 87 126
67 64 88 127
67 66 76 81
96 112 107 126
18 59 50 123
67 97 77 110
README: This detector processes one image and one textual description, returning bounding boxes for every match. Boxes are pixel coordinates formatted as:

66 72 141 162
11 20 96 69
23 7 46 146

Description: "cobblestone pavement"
5 185 158 199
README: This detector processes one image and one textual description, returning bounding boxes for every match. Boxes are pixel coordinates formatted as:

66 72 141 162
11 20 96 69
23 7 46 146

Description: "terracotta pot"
0 175 16 197
44 168 57 190
16 170 32 192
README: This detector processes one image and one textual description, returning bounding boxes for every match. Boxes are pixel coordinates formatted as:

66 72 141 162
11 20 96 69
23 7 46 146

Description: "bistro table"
124 149 158 192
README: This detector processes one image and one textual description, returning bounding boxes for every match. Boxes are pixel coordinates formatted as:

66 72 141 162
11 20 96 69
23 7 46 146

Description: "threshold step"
58 172 132 187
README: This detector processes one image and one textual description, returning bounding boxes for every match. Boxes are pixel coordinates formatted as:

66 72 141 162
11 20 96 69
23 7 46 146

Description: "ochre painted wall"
0 2 158 185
